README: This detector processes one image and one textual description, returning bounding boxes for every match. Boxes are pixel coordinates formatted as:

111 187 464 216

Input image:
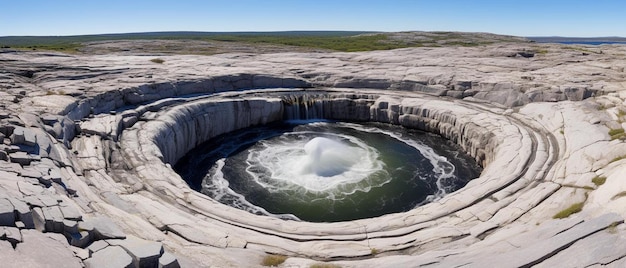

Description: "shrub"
592 176 607 186
261 254 288 267
150 58 165 64
609 128 626 140
553 202 584 219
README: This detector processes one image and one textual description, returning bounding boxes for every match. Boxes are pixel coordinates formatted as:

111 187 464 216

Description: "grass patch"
553 202 585 219
592 176 607 186
607 221 621 234
261 254 288 267
0 31 527 54
609 128 626 140
561 184 595 191
207 34 417 52
310 264 341 268
45 90 67 95
562 46 598 54
150 58 165 64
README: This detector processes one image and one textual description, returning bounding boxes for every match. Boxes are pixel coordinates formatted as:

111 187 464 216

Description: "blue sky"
2 0 625 37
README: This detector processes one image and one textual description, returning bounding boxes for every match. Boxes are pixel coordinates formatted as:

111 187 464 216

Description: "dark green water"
175 121 481 222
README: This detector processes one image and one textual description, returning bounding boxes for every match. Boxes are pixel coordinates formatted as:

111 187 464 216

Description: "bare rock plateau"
1 40 626 267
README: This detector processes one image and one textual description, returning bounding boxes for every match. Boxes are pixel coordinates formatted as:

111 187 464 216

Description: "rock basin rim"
1 40 626 267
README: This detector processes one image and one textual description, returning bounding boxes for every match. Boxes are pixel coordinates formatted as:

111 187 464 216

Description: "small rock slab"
0 198 15 226
10 126 37 147
9 151 40 166
42 206 64 233
159 252 181 268
474 213 624 267
84 245 133 268
107 235 164 268
8 198 34 229
84 216 126 240
14 229 82 268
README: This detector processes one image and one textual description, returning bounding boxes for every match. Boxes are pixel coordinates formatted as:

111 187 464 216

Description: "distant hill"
528 36 626 44
0 31 530 54
0 31 375 46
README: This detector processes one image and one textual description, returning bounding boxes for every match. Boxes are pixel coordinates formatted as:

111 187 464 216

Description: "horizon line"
1 30 625 39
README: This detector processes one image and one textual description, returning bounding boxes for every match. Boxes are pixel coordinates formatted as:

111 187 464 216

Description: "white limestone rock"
84 245 133 268
106 235 164 268
15 229 82 268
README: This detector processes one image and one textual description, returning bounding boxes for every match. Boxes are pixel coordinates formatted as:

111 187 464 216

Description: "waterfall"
282 94 326 120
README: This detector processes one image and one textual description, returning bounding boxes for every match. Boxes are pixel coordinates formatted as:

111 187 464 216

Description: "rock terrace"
1 42 626 267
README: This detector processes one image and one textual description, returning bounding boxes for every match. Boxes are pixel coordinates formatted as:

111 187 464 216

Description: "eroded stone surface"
1 41 626 267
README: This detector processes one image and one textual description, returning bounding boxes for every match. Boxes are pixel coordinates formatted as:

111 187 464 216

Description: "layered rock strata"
1 44 626 267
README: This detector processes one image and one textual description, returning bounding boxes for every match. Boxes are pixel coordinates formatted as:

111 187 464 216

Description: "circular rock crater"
83 86 557 260
174 112 482 222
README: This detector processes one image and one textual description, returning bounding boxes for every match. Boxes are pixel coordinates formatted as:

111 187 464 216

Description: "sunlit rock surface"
1 42 626 267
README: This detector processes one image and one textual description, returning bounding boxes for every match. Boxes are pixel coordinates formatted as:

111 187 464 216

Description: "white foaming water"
300 137 358 177
246 132 387 193
202 159 300 221
199 121 463 220
339 123 457 204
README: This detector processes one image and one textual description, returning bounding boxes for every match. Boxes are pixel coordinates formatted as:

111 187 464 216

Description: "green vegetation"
610 155 626 164
0 31 524 54
310 263 341 268
150 58 165 64
0 31 395 53
205 34 412 52
46 90 67 95
261 254 288 267
592 176 607 186
607 221 620 234
370 248 379 255
608 128 626 140
562 46 598 54
561 184 595 191
553 202 585 219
